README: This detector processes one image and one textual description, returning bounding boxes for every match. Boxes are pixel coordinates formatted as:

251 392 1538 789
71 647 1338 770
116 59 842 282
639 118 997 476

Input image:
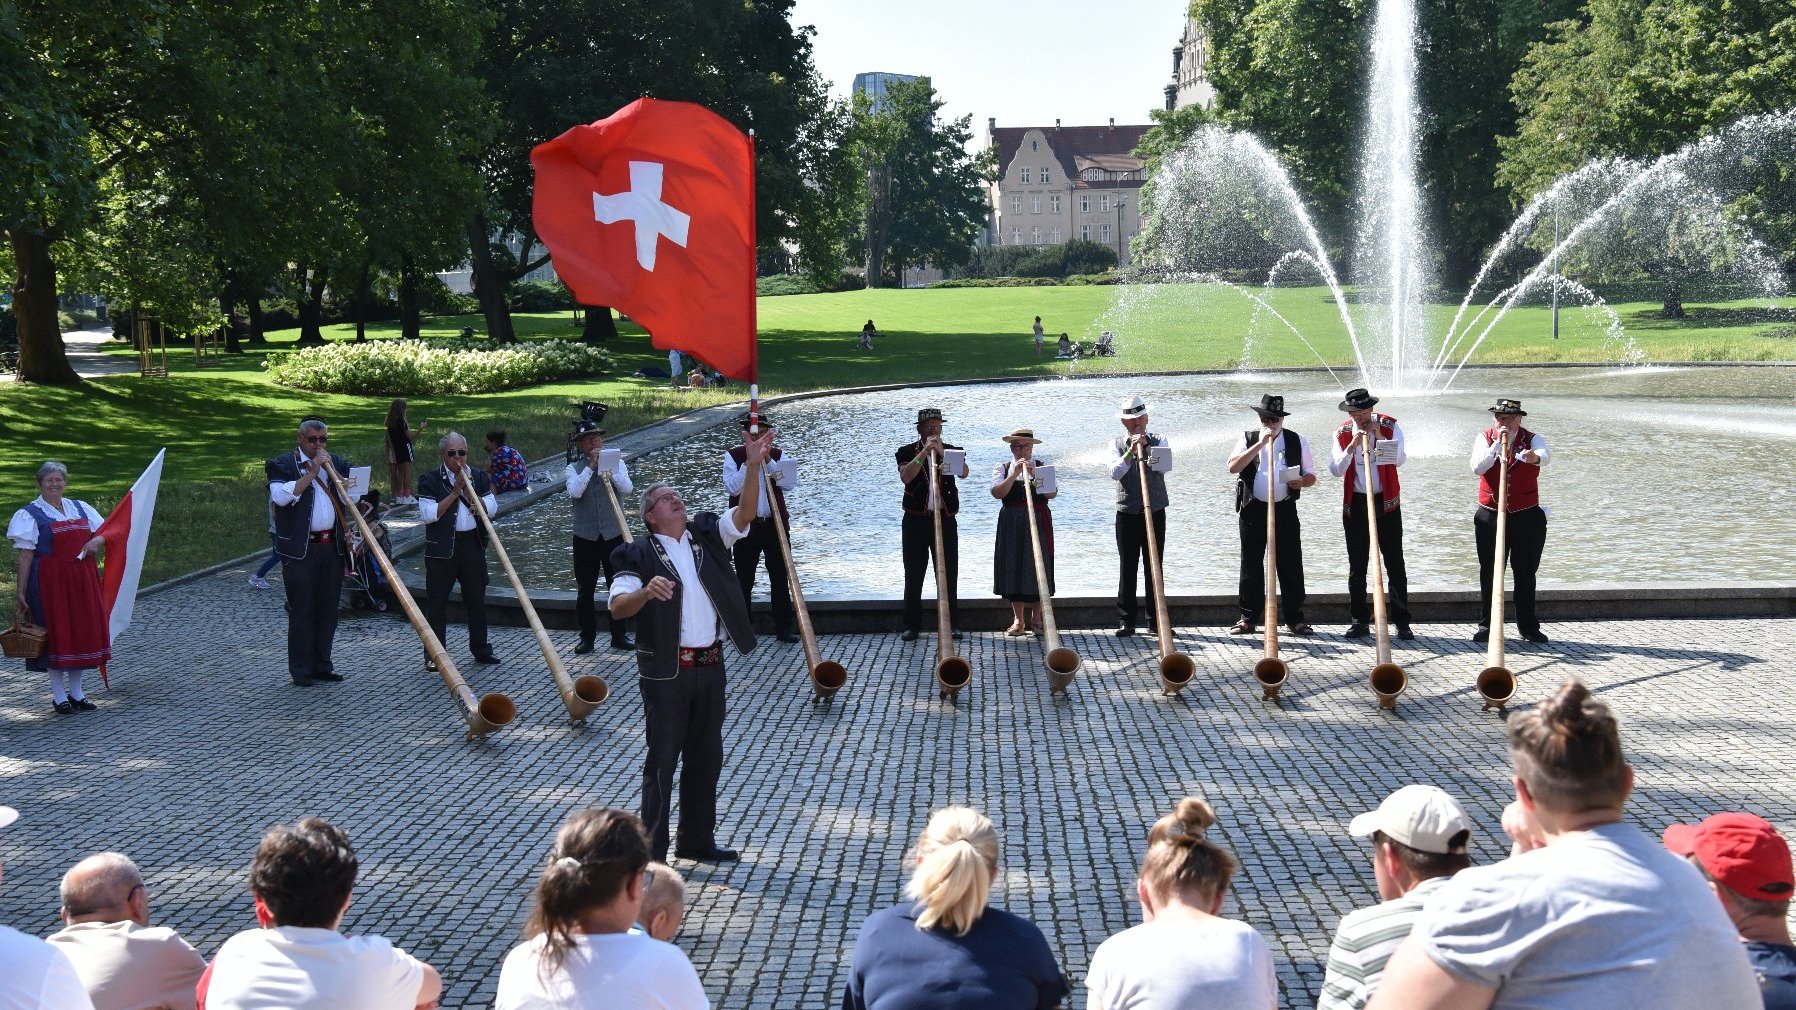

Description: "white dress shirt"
566 456 633 499
269 453 339 532
1470 429 1551 474
1329 420 1408 493
722 451 794 518
609 510 750 647
1244 430 1315 503
417 468 499 530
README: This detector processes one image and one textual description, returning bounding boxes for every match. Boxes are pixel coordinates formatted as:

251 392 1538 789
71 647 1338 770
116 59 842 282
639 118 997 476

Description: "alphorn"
1477 429 1517 710
762 467 847 704
595 455 635 544
460 468 607 725
321 461 515 741
1253 443 1290 701
1137 452 1194 695
928 452 972 700
1019 459 1078 696
1358 432 1407 710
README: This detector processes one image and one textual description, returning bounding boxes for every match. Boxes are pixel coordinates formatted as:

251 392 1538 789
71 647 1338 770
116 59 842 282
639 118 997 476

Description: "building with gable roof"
985 118 1152 267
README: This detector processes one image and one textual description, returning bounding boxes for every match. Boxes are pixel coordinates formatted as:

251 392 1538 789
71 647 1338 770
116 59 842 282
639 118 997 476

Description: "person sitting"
1055 333 1073 358
1318 786 1473 1010
631 862 687 943
0 802 97 1010
494 808 707 1009
1662 812 1796 1009
199 818 442 1010
1085 798 1276 1009
485 430 530 494
1371 679 1761 1009
687 369 710 389
47 852 206 1010
841 806 1068 1010
1096 331 1116 356
859 320 877 351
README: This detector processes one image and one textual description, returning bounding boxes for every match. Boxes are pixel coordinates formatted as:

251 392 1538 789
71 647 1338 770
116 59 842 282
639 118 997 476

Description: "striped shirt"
1317 875 1453 1010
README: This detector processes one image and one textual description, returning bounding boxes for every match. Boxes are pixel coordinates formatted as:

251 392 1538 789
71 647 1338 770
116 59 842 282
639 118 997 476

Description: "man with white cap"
1664 813 1796 1008
1110 395 1172 637
1318 785 1473 1010
0 802 99 1010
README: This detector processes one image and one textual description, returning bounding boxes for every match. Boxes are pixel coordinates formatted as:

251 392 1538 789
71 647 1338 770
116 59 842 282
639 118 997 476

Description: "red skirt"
36 517 110 670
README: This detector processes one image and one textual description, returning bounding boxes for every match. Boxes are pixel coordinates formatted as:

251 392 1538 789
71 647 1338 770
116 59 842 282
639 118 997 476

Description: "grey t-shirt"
1412 821 1760 1009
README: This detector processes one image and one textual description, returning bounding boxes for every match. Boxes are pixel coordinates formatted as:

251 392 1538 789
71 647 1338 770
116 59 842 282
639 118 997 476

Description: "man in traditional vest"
1471 398 1551 643
265 417 354 687
608 427 772 863
895 407 969 642
1110 395 1171 638
566 419 633 654
1329 388 1413 641
723 414 799 644
417 431 501 668
1226 394 1317 636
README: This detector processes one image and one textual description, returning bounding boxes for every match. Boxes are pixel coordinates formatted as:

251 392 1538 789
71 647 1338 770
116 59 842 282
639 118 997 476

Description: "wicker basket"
1 619 47 660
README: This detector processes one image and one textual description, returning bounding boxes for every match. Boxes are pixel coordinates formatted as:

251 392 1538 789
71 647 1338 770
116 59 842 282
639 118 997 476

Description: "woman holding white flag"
9 461 108 714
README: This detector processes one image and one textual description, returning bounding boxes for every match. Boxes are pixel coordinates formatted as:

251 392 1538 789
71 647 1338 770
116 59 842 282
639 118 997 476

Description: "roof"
1074 154 1144 173
991 124 1153 185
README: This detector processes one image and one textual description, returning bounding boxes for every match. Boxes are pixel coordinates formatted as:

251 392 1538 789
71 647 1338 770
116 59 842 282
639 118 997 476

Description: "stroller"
344 491 395 613
1093 331 1118 357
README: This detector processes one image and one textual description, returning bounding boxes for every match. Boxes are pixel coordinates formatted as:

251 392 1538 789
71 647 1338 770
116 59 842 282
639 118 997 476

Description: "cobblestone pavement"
2 565 1793 1008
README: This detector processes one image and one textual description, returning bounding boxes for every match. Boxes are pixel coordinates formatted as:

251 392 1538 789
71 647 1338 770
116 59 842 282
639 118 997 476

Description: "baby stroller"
1094 331 1118 357
345 492 395 613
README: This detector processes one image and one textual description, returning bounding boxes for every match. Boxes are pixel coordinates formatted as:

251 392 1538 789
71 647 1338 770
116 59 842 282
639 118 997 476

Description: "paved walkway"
1 327 138 382
2 566 1792 1008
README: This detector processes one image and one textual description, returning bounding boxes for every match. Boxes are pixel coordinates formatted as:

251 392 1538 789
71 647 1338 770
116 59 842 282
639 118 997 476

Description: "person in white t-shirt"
1 801 99 1010
47 851 206 1010
496 808 709 1010
199 818 441 1010
1085 797 1277 1010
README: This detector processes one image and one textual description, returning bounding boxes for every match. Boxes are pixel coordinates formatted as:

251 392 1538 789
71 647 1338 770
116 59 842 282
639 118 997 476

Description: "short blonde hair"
905 806 998 936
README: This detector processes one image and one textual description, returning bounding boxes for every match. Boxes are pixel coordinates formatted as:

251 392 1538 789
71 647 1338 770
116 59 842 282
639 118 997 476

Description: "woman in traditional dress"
9 461 108 714
384 398 426 505
991 429 1056 636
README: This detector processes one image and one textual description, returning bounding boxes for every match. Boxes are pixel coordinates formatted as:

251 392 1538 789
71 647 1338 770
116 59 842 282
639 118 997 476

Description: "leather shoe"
472 652 502 665
52 700 75 714
1472 629 1489 643
1521 628 1550 643
1396 625 1415 641
951 628 965 641
609 635 634 651
69 697 97 711
1227 619 1253 635
1116 622 1137 637
673 844 739 862
574 636 595 655
1342 623 1370 639
291 677 316 687
776 629 801 644
900 628 919 642
313 671 345 682
1288 623 1314 635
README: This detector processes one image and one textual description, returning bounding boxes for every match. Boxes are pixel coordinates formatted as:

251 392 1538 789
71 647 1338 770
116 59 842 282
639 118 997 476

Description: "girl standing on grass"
384 399 426 505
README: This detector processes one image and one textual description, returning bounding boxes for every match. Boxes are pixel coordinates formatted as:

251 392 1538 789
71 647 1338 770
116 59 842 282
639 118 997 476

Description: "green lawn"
3 282 1790 598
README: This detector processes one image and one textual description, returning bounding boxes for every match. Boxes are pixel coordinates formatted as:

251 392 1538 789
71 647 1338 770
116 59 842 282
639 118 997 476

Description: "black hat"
1339 388 1379 412
573 419 605 438
1489 398 1527 416
738 413 775 429
1252 394 1291 418
916 407 945 426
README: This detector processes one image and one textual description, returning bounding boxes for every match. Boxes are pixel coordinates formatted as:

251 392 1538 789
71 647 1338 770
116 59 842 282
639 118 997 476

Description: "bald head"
61 852 148 925
640 861 686 942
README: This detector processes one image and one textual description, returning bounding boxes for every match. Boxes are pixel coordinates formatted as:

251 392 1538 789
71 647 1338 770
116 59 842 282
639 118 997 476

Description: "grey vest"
570 460 626 541
1113 435 1169 514
608 512 756 680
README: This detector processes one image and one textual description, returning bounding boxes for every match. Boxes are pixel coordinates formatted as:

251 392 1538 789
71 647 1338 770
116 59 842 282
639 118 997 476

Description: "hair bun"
1175 797 1218 839
1541 679 1592 727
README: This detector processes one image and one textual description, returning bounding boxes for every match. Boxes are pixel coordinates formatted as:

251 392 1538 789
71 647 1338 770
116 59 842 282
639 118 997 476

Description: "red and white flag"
98 449 164 646
531 98 758 383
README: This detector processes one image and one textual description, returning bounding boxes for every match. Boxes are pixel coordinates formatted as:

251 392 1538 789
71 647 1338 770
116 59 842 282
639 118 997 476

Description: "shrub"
756 272 868 296
264 338 612 395
414 275 478 316
510 280 575 312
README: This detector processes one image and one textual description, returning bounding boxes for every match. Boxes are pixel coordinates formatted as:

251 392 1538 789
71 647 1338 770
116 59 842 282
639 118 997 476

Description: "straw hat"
1001 428 1043 445
1118 395 1149 420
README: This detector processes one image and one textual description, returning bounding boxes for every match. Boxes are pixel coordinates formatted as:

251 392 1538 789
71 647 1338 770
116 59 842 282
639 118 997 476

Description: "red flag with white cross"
531 98 758 383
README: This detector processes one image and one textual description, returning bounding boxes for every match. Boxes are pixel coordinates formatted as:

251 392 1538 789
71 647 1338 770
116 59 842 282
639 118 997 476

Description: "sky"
787 0 1192 138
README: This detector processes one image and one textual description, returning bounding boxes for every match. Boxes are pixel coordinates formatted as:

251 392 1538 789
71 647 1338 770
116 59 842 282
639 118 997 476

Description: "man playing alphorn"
1471 398 1551 644
1329 388 1413 641
417 432 502 669
895 408 969 642
265 417 354 687
723 413 800 644
566 419 633 654
1109 395 1170 638
1226 394 1317 636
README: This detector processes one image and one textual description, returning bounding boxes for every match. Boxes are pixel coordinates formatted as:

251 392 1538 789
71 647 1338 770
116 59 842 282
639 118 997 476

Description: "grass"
3 282 1791 599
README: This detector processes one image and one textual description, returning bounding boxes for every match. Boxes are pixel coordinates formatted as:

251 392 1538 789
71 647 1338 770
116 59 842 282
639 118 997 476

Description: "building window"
1030 139 1038 151
1041 166 1051 184
1101 223 1111 243
1081 224 1091 241
1021 167 1032 184
1032 227 1042 245
1050 226 1061 243
1012 228 1023 245
1100 194 1111 212
1031 196 1041 214
1079 194 1090 213
1050 195 1060 214
1012 196 1021 214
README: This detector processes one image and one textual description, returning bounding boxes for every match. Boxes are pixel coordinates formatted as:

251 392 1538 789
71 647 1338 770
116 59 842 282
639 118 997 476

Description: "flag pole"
747 127 760 435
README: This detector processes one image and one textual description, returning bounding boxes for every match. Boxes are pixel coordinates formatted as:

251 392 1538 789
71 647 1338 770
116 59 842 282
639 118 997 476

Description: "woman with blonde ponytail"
1086 797 1276 1009
842 806 1067 1010
495 809 708 1010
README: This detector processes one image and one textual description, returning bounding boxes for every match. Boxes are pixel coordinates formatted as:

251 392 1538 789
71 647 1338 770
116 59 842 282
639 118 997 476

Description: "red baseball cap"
1663 813 1795 902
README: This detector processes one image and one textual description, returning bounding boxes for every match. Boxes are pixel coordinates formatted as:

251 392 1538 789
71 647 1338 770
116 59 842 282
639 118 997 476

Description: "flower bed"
264 339 612 395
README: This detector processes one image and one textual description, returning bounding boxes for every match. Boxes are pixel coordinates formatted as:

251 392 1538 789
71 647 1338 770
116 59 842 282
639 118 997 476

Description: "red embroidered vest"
1477 426 1539 512
726 445 790 524
1335 414 1401 515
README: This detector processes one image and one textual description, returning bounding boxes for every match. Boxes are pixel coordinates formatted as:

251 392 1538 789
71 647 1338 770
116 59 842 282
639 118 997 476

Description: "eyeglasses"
444 449 468 457
302 435 328 444
647 493 681 511
642 867 656 890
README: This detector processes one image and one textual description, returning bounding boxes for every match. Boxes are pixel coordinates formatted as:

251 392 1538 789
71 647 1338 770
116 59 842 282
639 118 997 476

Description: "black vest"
265 450 353 560
417 466 494 559
608 512 756 680
897 440 961 514
1235 429 1303 511
726 445 789 525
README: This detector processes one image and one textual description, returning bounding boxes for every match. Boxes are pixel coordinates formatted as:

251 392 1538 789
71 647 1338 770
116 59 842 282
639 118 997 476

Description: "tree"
852 78 991 287
791 93 865 286
1134 103 1214 177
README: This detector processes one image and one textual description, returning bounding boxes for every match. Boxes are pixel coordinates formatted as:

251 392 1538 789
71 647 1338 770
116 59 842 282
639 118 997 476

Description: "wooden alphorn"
1254 439 1290 700
762 466 847 704
928 452 971 700
1477 429 1517 710
1137 450 1194 695
1019 458 1077 696
1358 432 1407 710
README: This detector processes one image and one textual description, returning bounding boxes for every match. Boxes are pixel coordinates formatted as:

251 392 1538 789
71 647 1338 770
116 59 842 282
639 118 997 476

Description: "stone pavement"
2 565 1793 1008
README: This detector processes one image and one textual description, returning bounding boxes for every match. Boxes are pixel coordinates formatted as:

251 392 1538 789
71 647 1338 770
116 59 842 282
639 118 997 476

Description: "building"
1165 15 1216 112
852 71 920 114
986 118 1152 267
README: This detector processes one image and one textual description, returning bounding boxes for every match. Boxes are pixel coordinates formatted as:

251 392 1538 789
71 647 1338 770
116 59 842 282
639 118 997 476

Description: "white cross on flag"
533 98 757 382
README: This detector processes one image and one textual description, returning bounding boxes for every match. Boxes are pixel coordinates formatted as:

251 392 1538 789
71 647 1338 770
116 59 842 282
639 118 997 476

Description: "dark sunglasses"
444 449 468 457
302 435 329 444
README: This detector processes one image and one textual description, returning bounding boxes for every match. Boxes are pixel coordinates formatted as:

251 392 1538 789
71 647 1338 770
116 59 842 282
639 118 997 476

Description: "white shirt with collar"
609 510 750 647
269 453 339 532
566 455 633 499
6 497 103 550
1329 419 1407 494
1244 429 1315 503
722 450 793 519
1470 429 1551 474
417 468 500 531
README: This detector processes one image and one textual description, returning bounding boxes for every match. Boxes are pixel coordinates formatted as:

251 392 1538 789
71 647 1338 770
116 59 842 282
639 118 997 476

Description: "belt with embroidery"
678 643 722 667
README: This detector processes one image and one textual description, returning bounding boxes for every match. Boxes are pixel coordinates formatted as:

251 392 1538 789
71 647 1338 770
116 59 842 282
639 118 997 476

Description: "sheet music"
1149 445 1173 473
598 448 621 471
775 456 797 489
1033 463 1058 496
348 466 371 500
942 448 966 477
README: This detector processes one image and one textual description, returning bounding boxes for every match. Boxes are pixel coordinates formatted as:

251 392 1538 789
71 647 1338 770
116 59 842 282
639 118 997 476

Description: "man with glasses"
417 431 502 668
609 426 773 863
267 417 355 687
48 852 206 1010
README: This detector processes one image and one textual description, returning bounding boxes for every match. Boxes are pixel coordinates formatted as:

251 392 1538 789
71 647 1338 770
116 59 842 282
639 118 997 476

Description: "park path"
2 327 138 383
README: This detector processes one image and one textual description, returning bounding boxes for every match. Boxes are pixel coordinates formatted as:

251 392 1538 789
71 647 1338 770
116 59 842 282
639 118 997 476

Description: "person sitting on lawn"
485 430 529 494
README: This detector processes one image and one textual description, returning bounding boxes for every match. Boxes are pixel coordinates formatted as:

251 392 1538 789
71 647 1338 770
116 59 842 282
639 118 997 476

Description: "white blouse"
8 497 103 551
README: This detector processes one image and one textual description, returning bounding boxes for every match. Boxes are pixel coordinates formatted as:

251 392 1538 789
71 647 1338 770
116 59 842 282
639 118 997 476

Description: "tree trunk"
219 291 246 353
352 259 371 343
294 270 328 345
1659 277 1685 319
399 254 421 340
465 214 517 344
581 306 618 343
247 296 266 345
7 227 80 384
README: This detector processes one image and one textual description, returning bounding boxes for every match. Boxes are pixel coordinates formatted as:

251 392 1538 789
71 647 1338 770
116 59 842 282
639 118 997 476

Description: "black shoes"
1116 622 1137 637
1521 628 1550 643
951 628 965 641
1343 623 1371 639
473 652 502 665
900 628 919 642
1288 623 1314 635
313 672 345 682
292 676 316 687
775 629 801 644
610 635 635 651
574 635 595 655
1228 619 1254 635
1396 625 1415 641
69 697 97 711
674 844 740 862
52 700 75 714
1472 628 1490 643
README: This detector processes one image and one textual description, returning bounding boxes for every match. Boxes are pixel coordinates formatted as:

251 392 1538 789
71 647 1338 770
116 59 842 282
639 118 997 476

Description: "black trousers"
425 531 490 653
732 518 793 633
1237 498 1307 624
1115 509 1168 625
573 533 628 642
281 545 343 683
1344 497 1411 625
901 512 959 633
1476 505 1548 632
639 662 726 860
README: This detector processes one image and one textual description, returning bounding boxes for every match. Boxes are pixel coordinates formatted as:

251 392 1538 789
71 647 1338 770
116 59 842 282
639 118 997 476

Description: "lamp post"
1551 132 1564 341
1114 195 1128 264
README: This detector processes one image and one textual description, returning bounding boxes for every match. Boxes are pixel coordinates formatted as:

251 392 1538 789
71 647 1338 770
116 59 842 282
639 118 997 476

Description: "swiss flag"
532 98 758 382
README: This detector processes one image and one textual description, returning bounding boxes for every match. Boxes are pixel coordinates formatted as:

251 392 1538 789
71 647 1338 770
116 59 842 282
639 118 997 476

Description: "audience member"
632 862 686 943
200 818 441 1010
1370 679 1760 1010
860 320 877 351
841 806 1067 1010
1085 798 1275 1010
1318 786 1473 1010
46 852 205 1010
495 809 707 1010
1663 812 1796 1009
485 431 529 494
0 802 98 1010
1056 333 1072 357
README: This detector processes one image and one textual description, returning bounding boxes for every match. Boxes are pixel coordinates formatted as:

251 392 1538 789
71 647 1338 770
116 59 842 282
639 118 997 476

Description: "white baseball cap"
0 804 17 831
1348 785 1472 854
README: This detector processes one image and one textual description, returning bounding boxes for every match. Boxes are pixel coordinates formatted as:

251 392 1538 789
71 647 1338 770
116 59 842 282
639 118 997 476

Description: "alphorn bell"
928 452 972 700
1019 458 1078 696
321 461 515 741
1254 440 1290 700
459 467 607 725
762 466 847 704
1358 432 1407 710
1136 451 1193 695
1478 429 1518 710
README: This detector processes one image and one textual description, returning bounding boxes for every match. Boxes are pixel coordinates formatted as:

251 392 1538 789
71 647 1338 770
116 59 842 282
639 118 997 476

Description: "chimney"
988 116 996 137
1109 117 1115 130
1054 118 1060 129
